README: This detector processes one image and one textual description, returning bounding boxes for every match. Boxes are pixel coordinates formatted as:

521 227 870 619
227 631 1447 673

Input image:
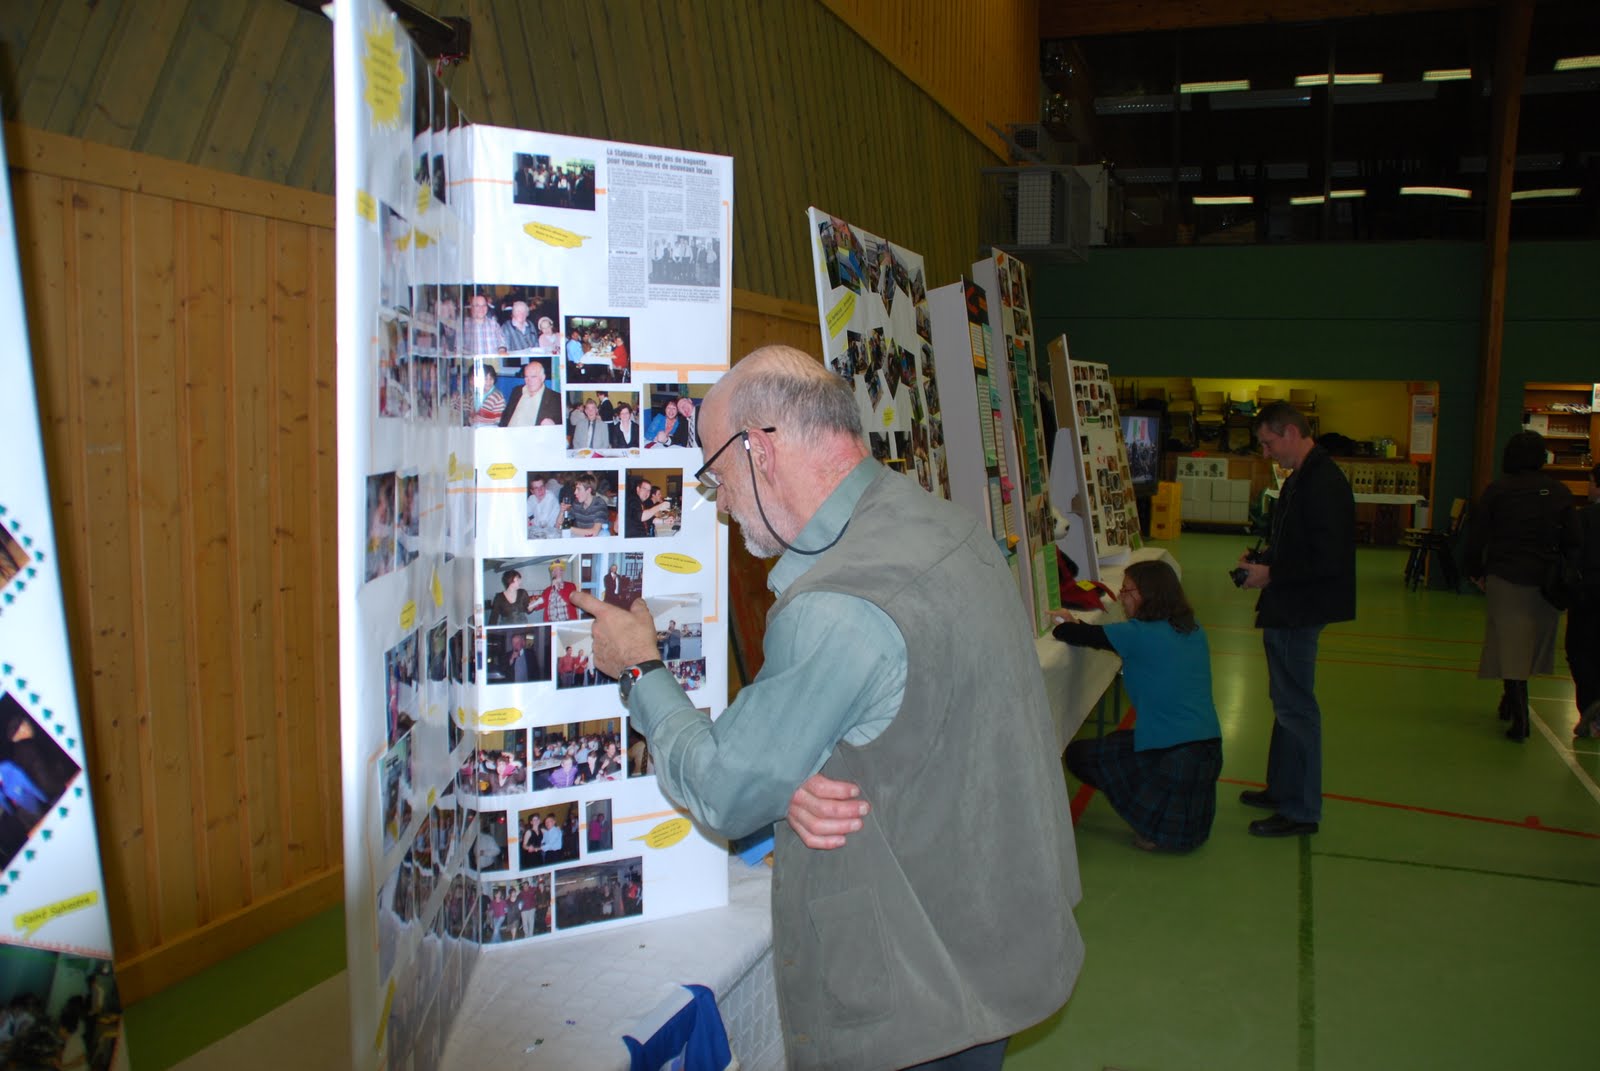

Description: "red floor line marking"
1069 707 1137 823
1217 777 1600 840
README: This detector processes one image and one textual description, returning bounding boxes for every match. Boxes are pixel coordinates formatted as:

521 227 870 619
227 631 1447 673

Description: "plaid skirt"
1066 731 1223 851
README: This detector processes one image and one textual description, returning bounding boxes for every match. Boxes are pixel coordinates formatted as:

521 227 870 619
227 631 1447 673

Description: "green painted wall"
1032 240 1600 510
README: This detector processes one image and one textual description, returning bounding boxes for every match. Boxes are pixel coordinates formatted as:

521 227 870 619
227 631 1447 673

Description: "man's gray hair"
723 345 864 442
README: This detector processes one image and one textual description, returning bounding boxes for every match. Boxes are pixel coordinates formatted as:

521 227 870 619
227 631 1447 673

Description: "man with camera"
1233 401 1355 837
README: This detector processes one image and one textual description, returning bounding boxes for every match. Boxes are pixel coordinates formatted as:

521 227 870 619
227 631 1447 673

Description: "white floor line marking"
1532 704 1600 807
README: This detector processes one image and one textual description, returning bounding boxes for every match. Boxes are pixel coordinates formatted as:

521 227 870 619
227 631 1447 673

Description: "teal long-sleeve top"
627 459 904 839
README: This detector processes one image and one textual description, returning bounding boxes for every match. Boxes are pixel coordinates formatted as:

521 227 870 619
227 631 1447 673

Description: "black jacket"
1256 445 1357 628
1464 471 1579 587
1580 501 1600 606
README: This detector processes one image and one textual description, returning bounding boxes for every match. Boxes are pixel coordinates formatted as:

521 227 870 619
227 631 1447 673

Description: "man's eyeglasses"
695 427 777 492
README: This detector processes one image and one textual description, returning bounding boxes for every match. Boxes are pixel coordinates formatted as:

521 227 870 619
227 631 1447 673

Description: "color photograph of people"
563 389 642 455
497 357 563 427
364 472 396 581
815 215 864 293
442 871 478 942
0 945 121 1071
527 719 626 788
552 624 617 692
478 875 552 945
639 595 704 666
516 801 581 871
511 152 597 211
563 316 631 384
406 816 437 908
376 317 409 420
457 729 529 798
647 233 722 287
622 469 682 538
483 556 587 626
527 470 619 538
0 694 80 874
382 632 420 745
380 734 413 855
585 799 613 853
642 385 708 448
595 552 644 609
483 626 553 686
395 473 420 566
469 810 509 873
554 858 643 931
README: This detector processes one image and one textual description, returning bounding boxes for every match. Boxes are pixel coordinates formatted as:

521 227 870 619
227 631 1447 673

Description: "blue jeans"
901 1038 1008 1071
1263 625 1325 823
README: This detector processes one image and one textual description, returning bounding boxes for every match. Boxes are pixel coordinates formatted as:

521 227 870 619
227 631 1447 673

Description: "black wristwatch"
618 659 666 708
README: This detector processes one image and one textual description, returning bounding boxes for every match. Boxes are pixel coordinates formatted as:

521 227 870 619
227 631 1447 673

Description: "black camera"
1230 543 1265 587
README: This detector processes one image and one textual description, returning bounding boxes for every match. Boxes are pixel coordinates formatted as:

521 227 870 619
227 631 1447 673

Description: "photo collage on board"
1068 359 1141 555
810 210 948 497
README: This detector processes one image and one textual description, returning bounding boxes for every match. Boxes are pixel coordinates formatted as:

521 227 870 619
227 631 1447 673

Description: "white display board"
336 4 732 1068
1047 337 1141 566
806 209 948 496
0 125 126 1067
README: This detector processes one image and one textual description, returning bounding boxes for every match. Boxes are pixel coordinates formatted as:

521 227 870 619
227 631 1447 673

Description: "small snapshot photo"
526 470 620 539
648 233 721 287
475 283 564 361
480 874 551 944
564 388 643 455
512 152 597 211
626 725 655 779
395 473 421 566
413 284 461 356
457 729 529 798
483 625 553 686
0 945 119 1071
529 719 626 788
620 468 683 538
444 871 477 941
379 204 410 312
667 657 707 692
554 857 644 931
383 631 421 745
407 816 437 908
640 384 709 449
0 693 82 874
495 356 564 428
366 470 398 579
642 594 702 663
377 316 410 420
380 732 414 855
468 808 511 873
552 624 616 691
484 554 587 625
517 800 581 870
0 523 32 588
563 315 631 385
587 551 644 610
585 799 614 854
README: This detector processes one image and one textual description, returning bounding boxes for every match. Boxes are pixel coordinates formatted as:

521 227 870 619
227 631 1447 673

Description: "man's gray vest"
770 468 1084 1070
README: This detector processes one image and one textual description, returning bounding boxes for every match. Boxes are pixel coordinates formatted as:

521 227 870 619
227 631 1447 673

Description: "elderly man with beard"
571 345 1082 1071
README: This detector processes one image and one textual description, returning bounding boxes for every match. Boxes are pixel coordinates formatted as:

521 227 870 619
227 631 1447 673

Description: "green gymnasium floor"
124 532 1600 1070
1007 532 1600 1071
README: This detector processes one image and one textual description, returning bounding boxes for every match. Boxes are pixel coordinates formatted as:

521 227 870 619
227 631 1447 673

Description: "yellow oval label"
653 552 703 574
486 462 518 480
633 817 692 849
523 221 589 248
479 707 520 727
399 600 417 631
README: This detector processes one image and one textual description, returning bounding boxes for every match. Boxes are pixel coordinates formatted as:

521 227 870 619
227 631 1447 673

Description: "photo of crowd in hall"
524 470 619 538
0 945 121 1071
469 809 511 873
527 719 626 789
563 316 631 384
458 729 530 798
0 693 81 874
517 800 582 871
554 858 643 932
642 384 707 448
382 631 421 746
479 874 552 944
621 469 682 538
563 389 642 454
648 233 721 287
511 152 597 211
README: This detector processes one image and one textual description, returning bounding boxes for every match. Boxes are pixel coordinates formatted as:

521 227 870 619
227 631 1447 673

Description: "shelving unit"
1523 381 1598 495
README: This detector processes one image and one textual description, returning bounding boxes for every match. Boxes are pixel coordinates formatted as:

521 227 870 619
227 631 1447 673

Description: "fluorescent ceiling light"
1400 185 1472 199
1193 195 1254 206
1330 188 1367 199
1291 189 1366 206
1295 72 1384 86
1290 195 1325 205
1180 79 1251 93
1423 68 1472 82
1510 187 1582 200
1553 55 1600 71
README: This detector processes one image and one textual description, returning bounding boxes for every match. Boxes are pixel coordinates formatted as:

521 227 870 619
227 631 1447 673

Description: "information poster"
336 3 732 1068
807 209 949 497
0 129 126 1068
1048 338 1141 562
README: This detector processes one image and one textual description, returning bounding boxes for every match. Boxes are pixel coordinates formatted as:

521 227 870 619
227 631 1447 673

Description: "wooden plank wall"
5 122 820 997
2 0 1016 303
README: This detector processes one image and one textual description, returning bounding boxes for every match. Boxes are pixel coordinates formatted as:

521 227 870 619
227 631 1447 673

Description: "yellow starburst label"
362 20 406 129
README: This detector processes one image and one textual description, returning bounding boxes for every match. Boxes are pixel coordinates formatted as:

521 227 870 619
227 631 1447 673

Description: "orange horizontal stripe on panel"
614 808 692 825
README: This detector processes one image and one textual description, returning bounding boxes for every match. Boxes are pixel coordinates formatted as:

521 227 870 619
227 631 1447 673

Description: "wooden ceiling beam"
1040 0 1496 38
